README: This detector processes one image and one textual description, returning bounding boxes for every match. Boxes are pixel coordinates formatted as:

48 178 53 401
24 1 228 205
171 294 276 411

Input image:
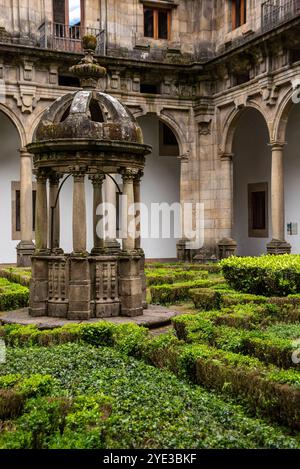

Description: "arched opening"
284 103 300 252
232 108 271 256
0 111 22 263
137 115 181 260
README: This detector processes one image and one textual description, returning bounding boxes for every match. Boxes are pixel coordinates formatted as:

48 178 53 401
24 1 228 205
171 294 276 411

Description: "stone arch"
158 111 188 156
0 104 26 147
273 88 296 143
221 104 271 155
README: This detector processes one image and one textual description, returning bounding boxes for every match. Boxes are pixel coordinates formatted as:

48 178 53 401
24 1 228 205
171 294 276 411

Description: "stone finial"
69 35 106 90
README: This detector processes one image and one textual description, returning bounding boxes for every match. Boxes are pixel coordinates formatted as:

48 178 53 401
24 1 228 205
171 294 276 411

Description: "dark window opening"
159 121 179 157
158 10 168 40
232 0 247 30
251 191 266 230
140 83 159 94
143 6 170 40
248 183 268 238
16 189 36 233
235 72 250 85
162 123 178 146
58 75 80 87
144 8 154 38
89 99 104 122
290 49 300 64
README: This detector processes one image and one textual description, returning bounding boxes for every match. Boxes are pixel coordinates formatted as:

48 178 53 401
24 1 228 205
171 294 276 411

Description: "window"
140 83 159 94
12 182 37 240
159 122 179 157
144 6 170 40
232 0 247 30
248 183 268 238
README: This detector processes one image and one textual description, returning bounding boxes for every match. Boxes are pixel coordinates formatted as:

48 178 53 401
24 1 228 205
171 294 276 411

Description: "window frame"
11 181 37 241
231 0 247 30
143 5 171 40
248 182 269 238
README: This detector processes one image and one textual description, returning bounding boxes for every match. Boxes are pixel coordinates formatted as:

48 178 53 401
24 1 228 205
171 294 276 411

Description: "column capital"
49 171 62 186
19 148 32 158
33 168 49 182
269 141 286 150
220 152 234 162
89 173 106 186
133 169 144 183
121 168 139 183
69 165 87 182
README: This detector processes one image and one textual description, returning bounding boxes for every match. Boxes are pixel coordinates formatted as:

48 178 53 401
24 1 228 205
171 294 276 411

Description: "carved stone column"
89 173 105 255
17 149 35 266
35 169 49 253
104 174 120 252
122 169 137 251
218 153 237 258
133 171 142 250
72 169 87 255
49 172 61 252
267 143 291 254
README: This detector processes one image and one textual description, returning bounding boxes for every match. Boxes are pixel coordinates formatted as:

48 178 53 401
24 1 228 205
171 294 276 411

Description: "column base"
217 238 237 259
104 238 121 254
16 240 35 267
267 239 291 255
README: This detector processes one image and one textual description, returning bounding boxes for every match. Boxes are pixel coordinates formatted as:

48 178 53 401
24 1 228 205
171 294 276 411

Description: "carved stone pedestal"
218 238 237 259
118 253 143 317
267 239 291 255
17 241 35 267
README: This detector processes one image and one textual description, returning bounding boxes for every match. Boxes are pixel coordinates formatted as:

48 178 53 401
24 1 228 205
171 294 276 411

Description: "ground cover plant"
0 342 299 449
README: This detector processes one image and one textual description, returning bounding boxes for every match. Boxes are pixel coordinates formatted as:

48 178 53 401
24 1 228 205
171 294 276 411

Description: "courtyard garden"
0 255 299 448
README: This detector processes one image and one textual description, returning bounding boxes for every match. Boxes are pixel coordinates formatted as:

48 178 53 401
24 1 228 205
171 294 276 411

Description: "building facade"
1 0 300 264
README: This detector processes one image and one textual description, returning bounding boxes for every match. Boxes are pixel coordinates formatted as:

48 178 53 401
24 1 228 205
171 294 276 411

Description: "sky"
69 0 81 26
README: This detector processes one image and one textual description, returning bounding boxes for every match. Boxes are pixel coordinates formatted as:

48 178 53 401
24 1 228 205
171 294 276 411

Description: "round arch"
0 104 26 148
273 88 296 143
221 104 271 155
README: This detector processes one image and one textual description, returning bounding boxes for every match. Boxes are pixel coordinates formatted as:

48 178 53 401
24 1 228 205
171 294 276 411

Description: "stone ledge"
0 305 182 329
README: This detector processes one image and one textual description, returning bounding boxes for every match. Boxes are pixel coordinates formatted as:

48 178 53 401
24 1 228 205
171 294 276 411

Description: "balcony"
262 0 300 32
38 21 106 55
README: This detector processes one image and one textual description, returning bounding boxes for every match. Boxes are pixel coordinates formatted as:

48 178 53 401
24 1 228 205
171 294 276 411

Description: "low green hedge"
146 269 208 286
145 262 221 273
150 279 225 305
0 278 29 311
221 254 300 296
141 333 300 429
0 268 31 287
189 288 267 311
173 314 300 370
0 322 148 357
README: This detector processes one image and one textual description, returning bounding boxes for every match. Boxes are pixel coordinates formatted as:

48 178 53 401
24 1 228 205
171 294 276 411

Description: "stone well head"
27 38 151 320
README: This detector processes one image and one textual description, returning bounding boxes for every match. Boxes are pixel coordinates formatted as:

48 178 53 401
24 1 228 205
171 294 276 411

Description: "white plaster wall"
138 115 181 259
284 104 300 252
232 108 272 256
0 112 20 263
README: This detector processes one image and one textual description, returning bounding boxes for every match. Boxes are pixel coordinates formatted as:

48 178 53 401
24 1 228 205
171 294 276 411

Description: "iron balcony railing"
262 0 300 32
38 21 106 55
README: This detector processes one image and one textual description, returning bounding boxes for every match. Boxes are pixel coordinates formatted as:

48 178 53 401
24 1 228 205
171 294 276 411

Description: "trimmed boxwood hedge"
0 268 31 287
221 254 300 296
146 269 208 286
0 278 29 311
150 279 225 305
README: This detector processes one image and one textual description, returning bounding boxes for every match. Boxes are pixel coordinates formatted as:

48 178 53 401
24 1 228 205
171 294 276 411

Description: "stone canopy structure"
27 36 151 320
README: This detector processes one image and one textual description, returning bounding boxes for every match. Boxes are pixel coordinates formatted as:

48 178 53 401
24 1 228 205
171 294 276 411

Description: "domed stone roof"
28 37 151 169
34 89 143 144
